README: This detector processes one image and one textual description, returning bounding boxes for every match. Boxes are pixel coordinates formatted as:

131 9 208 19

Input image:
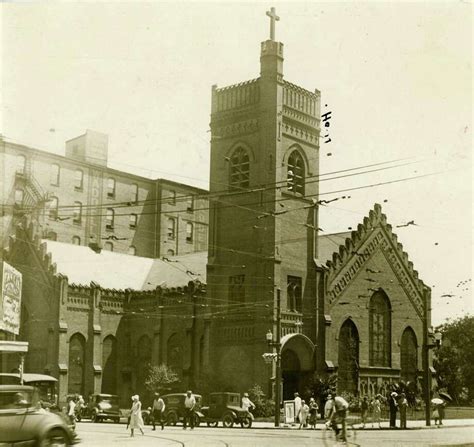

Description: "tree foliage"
248 384 275 417
144 363 179 393
434 316 474 404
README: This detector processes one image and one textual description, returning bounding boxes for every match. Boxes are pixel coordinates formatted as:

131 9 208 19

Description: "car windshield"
0 389 35 410
98 396 118 405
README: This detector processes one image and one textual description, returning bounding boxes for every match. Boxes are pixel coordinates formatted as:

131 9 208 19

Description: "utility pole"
275 288 281 427
422 287 432 426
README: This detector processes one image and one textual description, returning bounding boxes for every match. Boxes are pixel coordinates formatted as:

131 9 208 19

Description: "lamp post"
262 288 282 427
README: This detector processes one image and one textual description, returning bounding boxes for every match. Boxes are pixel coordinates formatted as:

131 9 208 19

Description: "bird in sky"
396 220 417 228
441 294 455 298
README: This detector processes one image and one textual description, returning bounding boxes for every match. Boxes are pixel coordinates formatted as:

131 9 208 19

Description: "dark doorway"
337 319 359 395
102 335 117 394
281 349 301 400
68 333 86 395
400 327 418 383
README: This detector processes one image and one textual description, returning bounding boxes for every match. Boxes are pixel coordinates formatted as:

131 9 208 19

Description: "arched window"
102 335 117 394
128 246 136 256
73 201 82 224
104 242 113 252
400 327 418 383
107 178 116 198
338 319 359 395
14 189 24 205
229 147 250 189
68 333 86 395
106 208 114 230
50 164 60 186
16 155 26 174
287 276 302 312
48 197 58 220
369 291 392 367
130 184 138 203
72 236 81 245
74 170 83 190
186 222 193 243
287 150 305 195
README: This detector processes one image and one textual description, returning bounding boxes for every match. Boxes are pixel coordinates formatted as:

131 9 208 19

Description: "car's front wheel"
222 413 234 428
39 428 69 447
207 420 218 427
166 412 178 426
91 411 98 423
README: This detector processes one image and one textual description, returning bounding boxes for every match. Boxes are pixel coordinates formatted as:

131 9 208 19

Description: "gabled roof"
40 240 206 291
317 232 352 266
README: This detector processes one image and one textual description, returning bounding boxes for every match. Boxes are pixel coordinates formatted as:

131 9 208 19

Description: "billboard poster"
0 262 22 335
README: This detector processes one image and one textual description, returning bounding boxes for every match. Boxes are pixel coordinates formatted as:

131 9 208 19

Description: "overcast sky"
2 2 472 325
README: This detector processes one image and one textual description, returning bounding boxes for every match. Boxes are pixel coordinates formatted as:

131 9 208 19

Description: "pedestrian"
398 393 408 429
438 400 446 426
67 395 77 428
151 392 165 431
324 393 334 422
360 396 369 428
183 390 196 430
308 397 318 429
241 392 255 417
298 400 309 429
75 395 85 422
294 392 302 423
389 391 398 428
129 395 145 437
371 394 382 428
433 400 446 426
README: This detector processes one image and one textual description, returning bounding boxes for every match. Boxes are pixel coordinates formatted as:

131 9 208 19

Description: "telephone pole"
275 288 282 427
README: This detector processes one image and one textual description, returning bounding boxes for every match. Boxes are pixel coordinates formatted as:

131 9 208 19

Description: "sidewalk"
251 418 474 430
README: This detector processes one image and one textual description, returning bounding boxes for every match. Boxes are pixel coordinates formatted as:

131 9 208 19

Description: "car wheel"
114 417 120 424
241 417 252 428
39 428 68 447
207 421 218 427
91 411 98 423
166 412 178 426
193 414 201 427
222 413 234 428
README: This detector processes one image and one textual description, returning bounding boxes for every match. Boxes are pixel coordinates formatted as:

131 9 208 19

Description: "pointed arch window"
287 150 305 195
369 291 392 367
229 147 250 189
400 327 418 383
338 319 359 395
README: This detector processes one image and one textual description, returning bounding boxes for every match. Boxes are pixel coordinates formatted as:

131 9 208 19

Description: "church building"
1 9 432 406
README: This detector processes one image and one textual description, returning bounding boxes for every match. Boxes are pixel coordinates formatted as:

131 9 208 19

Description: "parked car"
87 393 120 423
201 392 252 428
160 393 203 426
0 384 78 446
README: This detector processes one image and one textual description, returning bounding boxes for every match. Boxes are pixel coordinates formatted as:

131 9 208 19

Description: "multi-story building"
0 130 208 258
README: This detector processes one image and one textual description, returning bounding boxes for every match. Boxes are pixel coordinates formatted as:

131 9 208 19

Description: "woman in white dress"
129 395 145 437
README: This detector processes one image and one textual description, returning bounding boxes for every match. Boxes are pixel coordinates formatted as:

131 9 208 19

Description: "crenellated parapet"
325 203 428 316
212 79 260 114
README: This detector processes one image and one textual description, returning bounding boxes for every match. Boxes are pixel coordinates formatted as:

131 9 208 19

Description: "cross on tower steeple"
266 7 280 41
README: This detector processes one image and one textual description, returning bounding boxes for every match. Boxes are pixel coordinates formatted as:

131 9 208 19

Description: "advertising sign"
284 400 296 424
0 262 22 335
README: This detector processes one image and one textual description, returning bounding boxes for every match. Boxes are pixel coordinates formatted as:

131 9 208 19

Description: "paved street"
75 420 474 447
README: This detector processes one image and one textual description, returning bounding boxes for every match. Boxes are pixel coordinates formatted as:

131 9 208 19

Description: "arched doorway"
400 327 418 383
337 319 359 395
69 333 86 395
102 335 117 394
280 334 315 400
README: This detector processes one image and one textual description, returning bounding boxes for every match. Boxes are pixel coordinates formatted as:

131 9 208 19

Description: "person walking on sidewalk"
151 392 165 431
360 396 369 428
294 392 302 424
129 395 145 437
183 390 196 430
389 392 398 429
398 393 408 429
371 395 382 428
298 400 309 429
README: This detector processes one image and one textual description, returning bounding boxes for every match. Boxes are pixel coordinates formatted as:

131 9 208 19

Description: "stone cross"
266 7 280 41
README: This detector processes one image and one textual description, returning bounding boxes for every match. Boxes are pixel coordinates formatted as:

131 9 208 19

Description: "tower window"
107 178 116 198
50 164 60 186
287 276 302 312
106 208 114 230
74 170 83 190
229 147 250 189
229 275 245 303
186 222 193 243
287 150 305 195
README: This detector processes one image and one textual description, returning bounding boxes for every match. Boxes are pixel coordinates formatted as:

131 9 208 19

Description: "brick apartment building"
1 130 208 258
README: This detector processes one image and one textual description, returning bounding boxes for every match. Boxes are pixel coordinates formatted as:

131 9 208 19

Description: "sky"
1 1 472 325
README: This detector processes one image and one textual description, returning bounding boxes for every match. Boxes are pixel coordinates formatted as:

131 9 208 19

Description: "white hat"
131 395 139 401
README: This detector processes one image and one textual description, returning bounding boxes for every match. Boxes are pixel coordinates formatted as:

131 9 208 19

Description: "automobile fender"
195 410 205 418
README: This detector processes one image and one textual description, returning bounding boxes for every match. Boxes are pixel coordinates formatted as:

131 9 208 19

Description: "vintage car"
200 392 252 428
159 393 204 426
0 384 78 446
87 393 121 423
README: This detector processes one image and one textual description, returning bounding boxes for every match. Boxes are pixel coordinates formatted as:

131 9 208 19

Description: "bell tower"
206 8 321 392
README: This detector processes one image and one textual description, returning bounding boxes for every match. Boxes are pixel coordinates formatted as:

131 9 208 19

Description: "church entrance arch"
68 333 86 395
280 333 315 400
337 319 360 395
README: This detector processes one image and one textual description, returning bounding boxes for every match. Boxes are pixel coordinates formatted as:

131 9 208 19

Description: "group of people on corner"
66 394 85 428
126 390 197 437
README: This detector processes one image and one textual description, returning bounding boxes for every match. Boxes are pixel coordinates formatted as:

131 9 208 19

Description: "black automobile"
0 385 78 446
200 392 252 428
160 393 203 426
87 393 121 423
